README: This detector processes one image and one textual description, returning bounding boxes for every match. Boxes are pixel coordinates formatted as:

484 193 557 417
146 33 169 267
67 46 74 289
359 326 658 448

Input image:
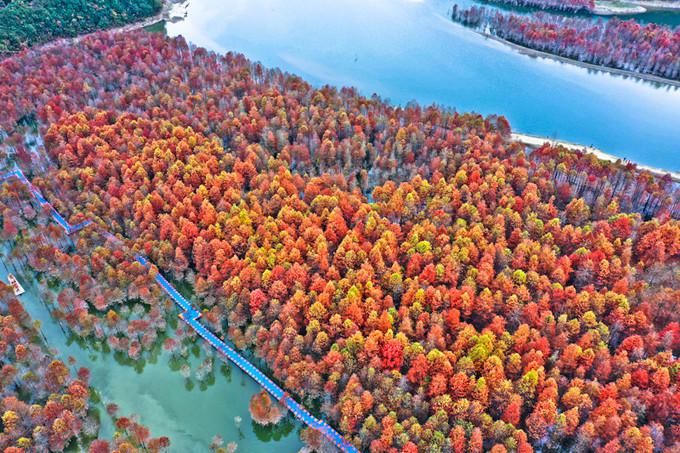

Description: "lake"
162 0 680 171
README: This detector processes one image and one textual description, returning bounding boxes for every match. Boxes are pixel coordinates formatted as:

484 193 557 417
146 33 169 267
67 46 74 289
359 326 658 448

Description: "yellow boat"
7 274 25 296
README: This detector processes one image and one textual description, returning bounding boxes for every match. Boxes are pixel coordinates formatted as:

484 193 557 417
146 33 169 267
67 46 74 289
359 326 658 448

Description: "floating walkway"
0 169 358 453
0 170 92 234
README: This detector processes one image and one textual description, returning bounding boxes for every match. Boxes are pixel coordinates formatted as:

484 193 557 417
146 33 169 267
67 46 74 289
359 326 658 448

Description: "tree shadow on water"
251 416 296 442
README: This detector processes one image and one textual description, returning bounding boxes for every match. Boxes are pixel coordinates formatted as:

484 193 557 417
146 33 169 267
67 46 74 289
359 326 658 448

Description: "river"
160 0 680 171
0 257 302 452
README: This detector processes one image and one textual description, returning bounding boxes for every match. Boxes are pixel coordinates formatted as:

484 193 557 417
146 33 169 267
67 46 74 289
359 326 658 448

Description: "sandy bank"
511 132 680 182
593 2 647 14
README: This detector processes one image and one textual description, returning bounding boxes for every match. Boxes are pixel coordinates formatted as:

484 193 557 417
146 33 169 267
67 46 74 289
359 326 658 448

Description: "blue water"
164 0 680 170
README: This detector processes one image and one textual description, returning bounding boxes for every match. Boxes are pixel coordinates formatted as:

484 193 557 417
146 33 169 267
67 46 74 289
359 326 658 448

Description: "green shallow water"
0 258 303 452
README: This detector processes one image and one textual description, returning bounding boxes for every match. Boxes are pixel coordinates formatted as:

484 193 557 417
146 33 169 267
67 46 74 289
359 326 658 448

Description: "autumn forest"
0 6 678 453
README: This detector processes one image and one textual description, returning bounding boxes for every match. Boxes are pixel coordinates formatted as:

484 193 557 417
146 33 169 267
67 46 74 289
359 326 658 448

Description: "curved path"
0 169 358 453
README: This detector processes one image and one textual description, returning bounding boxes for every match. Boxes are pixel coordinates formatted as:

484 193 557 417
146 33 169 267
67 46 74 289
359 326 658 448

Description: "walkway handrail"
0 170 358 453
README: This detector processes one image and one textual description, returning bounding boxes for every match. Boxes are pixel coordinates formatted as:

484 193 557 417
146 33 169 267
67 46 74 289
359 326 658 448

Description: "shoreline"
474 29 680 88
511 132 680 182
6 5 679 182
593 3 647 14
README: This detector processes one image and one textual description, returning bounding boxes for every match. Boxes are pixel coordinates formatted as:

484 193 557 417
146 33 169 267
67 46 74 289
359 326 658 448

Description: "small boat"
7 274 25 296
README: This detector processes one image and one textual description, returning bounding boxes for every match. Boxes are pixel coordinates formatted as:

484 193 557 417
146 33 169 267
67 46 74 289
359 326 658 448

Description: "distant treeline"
483 0 594 13
452 5 680 81
0 0 161 56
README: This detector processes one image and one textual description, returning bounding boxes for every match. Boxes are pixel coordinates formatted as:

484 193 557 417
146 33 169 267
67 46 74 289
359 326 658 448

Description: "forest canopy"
451 4 680 81
0 0 161 56
0 30 678 452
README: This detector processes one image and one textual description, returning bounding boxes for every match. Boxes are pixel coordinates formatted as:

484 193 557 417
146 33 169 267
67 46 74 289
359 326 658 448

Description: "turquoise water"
622 9 680 26
164 0 680 171
0 257 302 452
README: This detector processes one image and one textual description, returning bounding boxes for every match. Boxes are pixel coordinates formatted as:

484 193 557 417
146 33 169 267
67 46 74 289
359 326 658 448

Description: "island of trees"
481 0 595 14
451 4 680 81
0 29 678 452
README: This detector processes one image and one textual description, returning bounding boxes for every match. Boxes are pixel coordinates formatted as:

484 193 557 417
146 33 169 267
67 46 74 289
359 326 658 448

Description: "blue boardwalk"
0 169 90 234
138 258 359 452
0 169 358 453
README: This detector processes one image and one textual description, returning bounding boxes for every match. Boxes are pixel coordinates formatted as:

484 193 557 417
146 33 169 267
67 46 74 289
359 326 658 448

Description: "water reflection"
0 262 303 452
